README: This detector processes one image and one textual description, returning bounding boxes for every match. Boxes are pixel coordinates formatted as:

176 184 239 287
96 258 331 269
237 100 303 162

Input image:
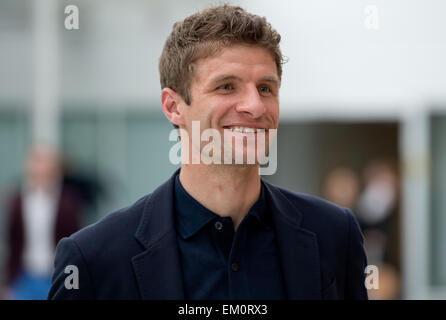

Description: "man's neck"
179 164 261 230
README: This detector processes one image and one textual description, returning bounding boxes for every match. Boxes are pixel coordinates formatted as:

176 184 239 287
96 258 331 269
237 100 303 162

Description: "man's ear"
161 88 185 127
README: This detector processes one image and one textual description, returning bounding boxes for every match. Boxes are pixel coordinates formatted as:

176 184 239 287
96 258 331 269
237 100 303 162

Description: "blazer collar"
132 169 321 300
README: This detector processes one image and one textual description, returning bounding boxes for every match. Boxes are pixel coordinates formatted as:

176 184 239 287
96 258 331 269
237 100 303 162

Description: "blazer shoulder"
269 183 354 231
275 183 349 212
50 193 153 299
66 193 151 254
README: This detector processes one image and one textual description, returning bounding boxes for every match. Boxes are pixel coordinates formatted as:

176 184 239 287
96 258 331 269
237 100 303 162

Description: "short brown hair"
159 4 284 106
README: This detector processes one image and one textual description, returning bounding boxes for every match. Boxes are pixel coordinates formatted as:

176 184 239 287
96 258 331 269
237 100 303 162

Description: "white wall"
241 0 446 117
1 0 445 116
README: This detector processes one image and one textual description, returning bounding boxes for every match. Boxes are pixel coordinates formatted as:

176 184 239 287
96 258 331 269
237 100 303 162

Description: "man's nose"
235 85 266 118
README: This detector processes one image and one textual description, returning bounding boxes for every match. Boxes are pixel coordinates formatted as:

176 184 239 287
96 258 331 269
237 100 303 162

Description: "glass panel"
61 110 179 224
0 109 28 285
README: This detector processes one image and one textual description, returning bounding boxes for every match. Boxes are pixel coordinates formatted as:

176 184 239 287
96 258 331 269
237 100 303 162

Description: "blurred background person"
356 160 399 237
322 166 360 210
60 159 108 226
1 145 84 299
322 161 401 299
356 159 400 300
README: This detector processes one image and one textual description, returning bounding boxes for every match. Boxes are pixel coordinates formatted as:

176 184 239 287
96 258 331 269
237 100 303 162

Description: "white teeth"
229 126 260 133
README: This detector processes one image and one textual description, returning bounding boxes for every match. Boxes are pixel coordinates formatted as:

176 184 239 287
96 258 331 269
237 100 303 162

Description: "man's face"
178 44 280 165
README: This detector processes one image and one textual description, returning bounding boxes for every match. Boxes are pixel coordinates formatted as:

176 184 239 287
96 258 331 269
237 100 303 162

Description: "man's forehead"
192 45 279 84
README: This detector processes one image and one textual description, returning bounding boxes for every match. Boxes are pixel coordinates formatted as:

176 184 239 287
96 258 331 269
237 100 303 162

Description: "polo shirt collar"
174 173 269 239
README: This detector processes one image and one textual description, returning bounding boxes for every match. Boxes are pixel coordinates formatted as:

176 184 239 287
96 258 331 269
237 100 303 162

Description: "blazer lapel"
263 181 322 299
132 169 185 300
130 170 322 300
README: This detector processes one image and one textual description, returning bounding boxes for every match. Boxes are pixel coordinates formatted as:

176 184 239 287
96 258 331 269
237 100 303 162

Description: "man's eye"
259 86 271 94
217 84 233 91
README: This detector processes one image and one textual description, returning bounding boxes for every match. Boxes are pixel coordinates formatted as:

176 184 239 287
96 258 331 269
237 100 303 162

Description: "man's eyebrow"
208 74 242 86
259 76 280 86
208 74 280 86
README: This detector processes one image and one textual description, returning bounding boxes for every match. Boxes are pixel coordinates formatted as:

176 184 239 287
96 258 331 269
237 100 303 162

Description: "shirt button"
214 221 223 230
231 262 239 272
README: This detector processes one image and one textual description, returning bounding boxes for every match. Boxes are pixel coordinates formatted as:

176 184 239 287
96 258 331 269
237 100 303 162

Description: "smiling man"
48 5 368 300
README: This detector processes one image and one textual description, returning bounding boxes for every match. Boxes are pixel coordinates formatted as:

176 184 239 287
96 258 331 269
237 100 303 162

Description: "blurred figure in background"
356 160 398 241
61 160 107 226
356 159 400 300
322 166 360 210
322 160 401 299
1 145 84 299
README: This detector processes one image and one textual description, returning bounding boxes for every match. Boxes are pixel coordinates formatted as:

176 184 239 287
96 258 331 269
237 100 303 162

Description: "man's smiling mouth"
223 126 268 133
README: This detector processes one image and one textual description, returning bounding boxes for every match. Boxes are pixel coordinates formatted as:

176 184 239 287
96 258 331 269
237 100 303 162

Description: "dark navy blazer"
48 169 368 300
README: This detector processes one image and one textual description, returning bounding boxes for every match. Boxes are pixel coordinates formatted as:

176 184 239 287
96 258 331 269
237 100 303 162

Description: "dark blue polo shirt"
174 174 286 300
